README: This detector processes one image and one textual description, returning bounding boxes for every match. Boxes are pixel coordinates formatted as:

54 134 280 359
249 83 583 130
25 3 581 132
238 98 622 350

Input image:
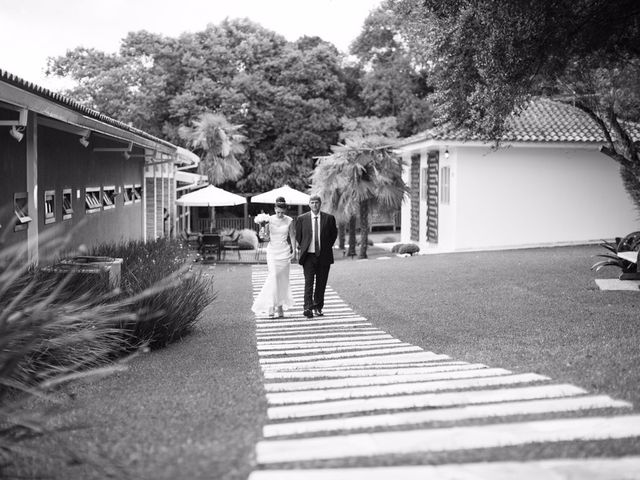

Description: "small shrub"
381 236 397 243
238 228 259 250
391 243 403 253
398 243 420 255
90 238 214 348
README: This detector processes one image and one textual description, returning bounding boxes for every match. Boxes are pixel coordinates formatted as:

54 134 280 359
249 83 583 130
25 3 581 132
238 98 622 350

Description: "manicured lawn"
330 244 640 408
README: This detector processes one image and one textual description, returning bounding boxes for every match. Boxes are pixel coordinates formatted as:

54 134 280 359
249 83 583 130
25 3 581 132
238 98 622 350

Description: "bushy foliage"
399 243 420 255
89 238 214 348
237 229 259 250
0 237 214 472
47 20 349 193
392 243 420 255
0 245 134 471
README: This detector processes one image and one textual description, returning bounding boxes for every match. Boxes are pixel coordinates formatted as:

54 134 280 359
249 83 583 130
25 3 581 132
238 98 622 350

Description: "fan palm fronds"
311 135 407 258
178 112 246 185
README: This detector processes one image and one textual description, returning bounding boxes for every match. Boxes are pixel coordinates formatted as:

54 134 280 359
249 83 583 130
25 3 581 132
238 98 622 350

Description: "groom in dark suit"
295 195 338 318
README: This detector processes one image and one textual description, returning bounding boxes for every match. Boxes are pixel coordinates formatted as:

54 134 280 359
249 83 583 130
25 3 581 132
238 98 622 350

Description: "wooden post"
26 111 38 264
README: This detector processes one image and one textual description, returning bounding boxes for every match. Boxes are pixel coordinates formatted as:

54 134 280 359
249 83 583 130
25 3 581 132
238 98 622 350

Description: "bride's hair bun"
275 196 287 208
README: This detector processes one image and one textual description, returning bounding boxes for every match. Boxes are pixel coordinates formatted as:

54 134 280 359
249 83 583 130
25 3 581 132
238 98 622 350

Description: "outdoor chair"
222 230 242 261
201 233 221 262
180 230 202 250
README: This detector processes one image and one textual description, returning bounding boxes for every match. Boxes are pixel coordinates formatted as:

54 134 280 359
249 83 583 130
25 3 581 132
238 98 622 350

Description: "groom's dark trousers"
301 254 331 312
295 211 338 312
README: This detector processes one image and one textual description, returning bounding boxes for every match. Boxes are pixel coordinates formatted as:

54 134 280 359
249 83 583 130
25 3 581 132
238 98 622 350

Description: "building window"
421 167 428 201
44 190 56 224
133 184 142 202
440 166 450 205
85 187 102 213
14 192 31 231
103 186 116 210
62 189 73 220
123 185 134 204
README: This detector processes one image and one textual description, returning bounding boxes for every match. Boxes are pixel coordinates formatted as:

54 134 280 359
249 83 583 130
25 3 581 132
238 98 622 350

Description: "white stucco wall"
453 145 639 251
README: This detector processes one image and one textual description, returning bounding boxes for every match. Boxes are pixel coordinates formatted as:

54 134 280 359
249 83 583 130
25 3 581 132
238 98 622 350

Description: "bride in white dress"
251 197 296 317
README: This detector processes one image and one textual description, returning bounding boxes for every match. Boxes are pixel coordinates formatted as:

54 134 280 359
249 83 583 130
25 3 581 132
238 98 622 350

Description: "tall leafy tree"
46 20 349 193
389 0 640 210
350 5 434 137
178 112 246 185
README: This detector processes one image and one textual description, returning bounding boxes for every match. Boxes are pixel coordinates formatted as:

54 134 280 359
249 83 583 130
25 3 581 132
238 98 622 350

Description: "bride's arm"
261 218 271 242
288 217 297 256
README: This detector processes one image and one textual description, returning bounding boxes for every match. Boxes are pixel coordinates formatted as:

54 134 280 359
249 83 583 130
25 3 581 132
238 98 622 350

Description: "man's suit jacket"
295 211 338 266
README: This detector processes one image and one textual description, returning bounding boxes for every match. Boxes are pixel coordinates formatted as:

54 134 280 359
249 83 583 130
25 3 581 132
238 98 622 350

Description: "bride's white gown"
251 215 294 314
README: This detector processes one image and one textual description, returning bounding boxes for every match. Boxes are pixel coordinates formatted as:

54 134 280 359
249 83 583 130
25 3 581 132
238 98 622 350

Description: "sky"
0 0 383 90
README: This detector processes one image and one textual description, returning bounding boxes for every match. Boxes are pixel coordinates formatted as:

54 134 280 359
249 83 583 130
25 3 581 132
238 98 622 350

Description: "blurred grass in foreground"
0 228 214 475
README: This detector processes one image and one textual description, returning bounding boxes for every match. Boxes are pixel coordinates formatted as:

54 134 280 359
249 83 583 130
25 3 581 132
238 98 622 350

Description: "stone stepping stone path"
248 265 640 479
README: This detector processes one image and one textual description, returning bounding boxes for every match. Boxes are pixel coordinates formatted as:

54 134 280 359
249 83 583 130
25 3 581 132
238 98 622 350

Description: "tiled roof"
0 68 176 150
398 98 640 146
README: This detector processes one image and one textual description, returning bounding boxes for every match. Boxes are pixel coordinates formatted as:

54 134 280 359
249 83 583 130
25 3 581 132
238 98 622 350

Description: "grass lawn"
330 244 640 409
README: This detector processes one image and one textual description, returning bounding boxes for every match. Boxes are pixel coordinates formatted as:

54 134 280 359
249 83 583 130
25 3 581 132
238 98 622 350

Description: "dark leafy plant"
0 241 138 474
89 238 214 348
1 236 214 475
391 243 403 253
398 243 420 255
591 231 640 274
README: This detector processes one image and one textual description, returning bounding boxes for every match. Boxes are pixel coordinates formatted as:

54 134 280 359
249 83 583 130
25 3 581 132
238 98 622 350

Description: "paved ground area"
248 264 640 479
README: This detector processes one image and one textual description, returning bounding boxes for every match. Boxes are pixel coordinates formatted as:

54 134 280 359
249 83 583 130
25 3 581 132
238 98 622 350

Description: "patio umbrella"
251 185 310 205
175 185 246 207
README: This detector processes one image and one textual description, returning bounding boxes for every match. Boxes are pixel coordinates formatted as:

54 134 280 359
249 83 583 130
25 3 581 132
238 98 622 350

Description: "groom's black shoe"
314 308 324 316
303 309 314 318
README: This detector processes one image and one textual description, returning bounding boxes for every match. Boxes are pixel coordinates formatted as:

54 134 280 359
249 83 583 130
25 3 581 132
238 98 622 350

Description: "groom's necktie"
313 216 320 256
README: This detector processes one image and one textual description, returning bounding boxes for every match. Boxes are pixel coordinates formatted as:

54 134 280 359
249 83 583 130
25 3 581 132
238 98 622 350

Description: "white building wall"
400 152 412 244
453 145 639 251
436 147 457 251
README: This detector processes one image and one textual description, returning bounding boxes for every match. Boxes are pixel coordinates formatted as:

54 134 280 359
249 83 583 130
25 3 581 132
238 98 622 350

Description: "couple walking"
251 195 338 318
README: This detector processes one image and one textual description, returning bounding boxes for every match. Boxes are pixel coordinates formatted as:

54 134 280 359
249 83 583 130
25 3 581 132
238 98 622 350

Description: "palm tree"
312 135 407 259
311 157 360 257
178 112 246 185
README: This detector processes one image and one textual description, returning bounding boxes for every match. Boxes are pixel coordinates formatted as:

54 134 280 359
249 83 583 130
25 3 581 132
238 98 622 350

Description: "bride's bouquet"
254 212 270 241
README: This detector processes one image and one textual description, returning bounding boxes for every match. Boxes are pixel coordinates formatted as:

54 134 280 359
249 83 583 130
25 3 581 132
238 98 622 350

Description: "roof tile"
399 98 640 146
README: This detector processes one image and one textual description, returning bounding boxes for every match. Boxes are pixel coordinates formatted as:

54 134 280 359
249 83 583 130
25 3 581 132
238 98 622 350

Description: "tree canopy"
46 19 350 193
349 6 434 137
